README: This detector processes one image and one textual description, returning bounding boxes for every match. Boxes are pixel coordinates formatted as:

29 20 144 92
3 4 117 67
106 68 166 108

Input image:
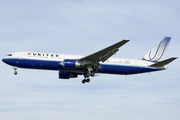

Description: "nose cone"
2 58 6 63
2 58 17 66
2 58 11 65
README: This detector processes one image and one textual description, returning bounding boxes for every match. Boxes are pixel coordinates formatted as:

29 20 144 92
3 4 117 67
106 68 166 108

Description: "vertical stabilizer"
140 37 171 62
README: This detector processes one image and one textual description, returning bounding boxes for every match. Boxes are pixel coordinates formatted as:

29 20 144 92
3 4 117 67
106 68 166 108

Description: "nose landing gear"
13 67 18 75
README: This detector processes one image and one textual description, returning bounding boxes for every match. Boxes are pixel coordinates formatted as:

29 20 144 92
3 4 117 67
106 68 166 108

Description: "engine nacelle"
59 71 78 79
62 59 84 69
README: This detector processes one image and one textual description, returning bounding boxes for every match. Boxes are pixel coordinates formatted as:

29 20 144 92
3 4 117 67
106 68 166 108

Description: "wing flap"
99 48 119 62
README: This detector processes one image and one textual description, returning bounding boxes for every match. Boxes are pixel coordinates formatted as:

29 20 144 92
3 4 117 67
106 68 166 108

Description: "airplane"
2 37 177 84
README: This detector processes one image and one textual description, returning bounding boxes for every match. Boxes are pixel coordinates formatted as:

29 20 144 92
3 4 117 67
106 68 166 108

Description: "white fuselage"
2 52 166 75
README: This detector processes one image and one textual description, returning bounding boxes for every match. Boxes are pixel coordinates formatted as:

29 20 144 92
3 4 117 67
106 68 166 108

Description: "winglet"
149 57 177 67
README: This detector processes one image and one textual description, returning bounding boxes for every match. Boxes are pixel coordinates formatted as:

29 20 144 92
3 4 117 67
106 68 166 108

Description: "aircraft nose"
2 58 17 66
2 58 13 65
2 58 7 63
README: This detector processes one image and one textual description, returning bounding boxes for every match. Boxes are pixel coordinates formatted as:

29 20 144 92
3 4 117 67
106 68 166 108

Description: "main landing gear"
82 71 94 84
13 67 18 75
82 78 90 84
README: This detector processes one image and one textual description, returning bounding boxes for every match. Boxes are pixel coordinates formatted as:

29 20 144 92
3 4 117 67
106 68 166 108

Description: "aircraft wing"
79 40 130 62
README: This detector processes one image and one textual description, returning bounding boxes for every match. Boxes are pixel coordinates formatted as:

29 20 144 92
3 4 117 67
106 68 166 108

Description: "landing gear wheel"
82 79 86 84
87 78 90 83
82 78 90 84
14 71 17 75
13 67 18 75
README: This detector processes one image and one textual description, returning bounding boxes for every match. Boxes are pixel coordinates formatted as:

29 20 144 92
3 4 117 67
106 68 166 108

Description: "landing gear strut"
82 71 94 84
13 67 18 75
81 64 97 84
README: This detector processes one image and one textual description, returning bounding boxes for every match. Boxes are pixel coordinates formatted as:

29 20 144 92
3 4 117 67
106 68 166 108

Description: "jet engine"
59 71 78 79
62 59 84 69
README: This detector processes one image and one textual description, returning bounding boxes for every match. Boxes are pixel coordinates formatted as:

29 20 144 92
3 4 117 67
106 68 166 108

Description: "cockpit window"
7 54 12 56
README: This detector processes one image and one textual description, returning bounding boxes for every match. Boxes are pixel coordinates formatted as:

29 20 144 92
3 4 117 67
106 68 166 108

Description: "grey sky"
0 0 180 120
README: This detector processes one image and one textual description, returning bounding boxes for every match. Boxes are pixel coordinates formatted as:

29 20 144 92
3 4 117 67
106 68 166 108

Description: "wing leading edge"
79 40 130 62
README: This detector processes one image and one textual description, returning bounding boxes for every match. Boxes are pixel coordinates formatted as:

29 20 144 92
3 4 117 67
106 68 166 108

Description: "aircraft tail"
149 57 177 67
140 37 171 62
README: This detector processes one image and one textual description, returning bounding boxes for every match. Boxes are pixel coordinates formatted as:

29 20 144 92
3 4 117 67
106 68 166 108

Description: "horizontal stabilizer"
149 57 177 67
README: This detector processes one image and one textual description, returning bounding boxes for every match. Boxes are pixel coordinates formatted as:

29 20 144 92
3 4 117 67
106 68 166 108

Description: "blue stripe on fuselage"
99 64 161 74
2 58 63 70
2 58 163 74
